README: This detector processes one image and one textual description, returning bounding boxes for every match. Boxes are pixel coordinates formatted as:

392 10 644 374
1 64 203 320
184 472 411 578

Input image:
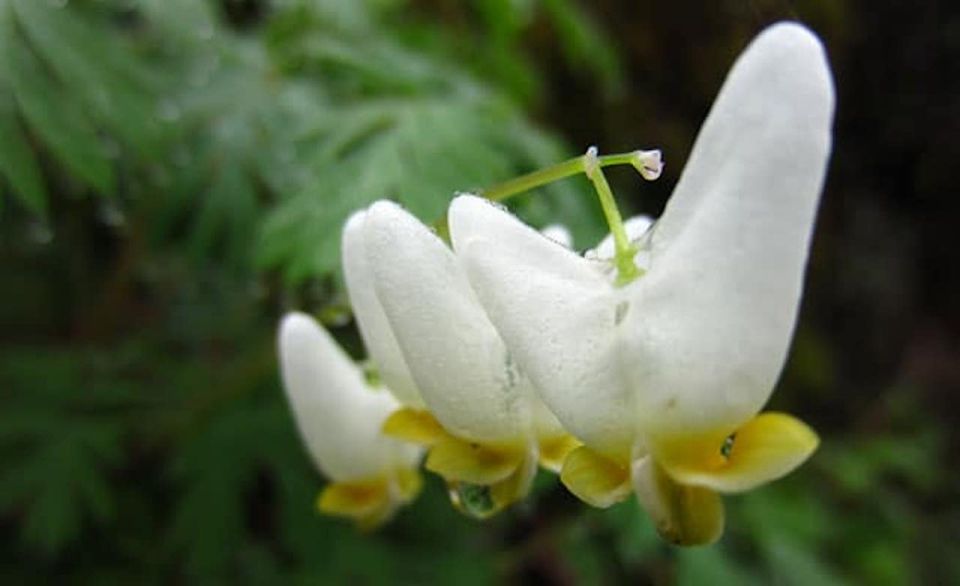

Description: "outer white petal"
540 224 573 249
342 211 424 408
365 201 546 444
451 195 635 458
278 312 419 481
585 215 655 260
624 23 835 436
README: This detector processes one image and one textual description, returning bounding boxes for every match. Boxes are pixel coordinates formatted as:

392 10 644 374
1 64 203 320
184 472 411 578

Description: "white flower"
448 22 834 544
351 201 579 517
277 312 422 529
342 211 425 409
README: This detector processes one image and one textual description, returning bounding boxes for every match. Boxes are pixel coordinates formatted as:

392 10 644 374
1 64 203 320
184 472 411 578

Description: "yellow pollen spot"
654 412 820 493
559 445 632 508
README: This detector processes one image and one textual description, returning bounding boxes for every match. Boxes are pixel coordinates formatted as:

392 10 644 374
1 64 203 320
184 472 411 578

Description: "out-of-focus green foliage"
1 0 610 281
1 0 957 583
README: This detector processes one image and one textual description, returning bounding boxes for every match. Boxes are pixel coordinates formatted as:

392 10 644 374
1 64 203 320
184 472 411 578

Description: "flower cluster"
277 22 834 545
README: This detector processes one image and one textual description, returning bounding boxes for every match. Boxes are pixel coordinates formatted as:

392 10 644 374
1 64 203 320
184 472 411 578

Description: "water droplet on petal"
449 482 496 519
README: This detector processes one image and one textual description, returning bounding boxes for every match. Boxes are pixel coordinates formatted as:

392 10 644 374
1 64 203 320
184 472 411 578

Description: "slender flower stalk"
582 146 642 285
479 149 663 202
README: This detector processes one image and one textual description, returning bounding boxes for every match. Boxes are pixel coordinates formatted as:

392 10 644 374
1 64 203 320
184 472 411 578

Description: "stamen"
468 146 662 284
583 146 641 286
631 149 664 180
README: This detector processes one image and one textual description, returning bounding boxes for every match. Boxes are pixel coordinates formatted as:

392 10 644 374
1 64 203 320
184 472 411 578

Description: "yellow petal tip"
316 478 392 529
382 407 447 445
538 434 582 473
632 457 725 547
656 412 820 493
559 446 631 508
425 436 523 485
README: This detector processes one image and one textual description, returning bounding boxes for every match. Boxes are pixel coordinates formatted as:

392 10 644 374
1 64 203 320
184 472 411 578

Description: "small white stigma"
632 149 663 181
584 145 600 178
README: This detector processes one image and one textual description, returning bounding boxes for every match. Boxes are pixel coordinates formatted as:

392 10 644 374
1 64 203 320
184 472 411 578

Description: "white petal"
450 195 636 458
585 215 655 261
540 224 573 249
342 211 424 408
624 22 835 436
278 312 419 481
364 200 541 444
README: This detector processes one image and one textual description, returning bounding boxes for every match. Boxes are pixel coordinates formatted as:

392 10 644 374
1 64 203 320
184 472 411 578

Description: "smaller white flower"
354 201 579 518
342 211 425 409
278 312 422 529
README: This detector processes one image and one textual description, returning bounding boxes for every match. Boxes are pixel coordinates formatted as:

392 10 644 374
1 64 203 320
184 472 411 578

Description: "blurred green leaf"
596 498 659 564
540 0 623 93
0 5 114 195
676 546 760 586
0 89 46 214
169 403 295 577
258 95 586 283
0 347 128 554
11 0 166 156
764 539 850 586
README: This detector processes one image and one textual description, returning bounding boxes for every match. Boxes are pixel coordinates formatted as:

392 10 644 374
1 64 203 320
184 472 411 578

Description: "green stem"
583 148 639 285
480 151 645 202
472 148 650 285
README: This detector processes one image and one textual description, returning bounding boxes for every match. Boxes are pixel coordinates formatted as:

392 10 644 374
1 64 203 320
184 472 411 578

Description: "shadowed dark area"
1 0 956 583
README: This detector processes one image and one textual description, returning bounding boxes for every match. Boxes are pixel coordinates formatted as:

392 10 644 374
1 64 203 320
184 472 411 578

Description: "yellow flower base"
382 407 579 518
316 467 422 530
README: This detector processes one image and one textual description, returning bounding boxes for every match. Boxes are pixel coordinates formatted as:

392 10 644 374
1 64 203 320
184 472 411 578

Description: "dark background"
1 0 957 583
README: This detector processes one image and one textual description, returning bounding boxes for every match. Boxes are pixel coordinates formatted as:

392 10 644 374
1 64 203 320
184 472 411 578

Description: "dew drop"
720 433 736 458
450 482 495 519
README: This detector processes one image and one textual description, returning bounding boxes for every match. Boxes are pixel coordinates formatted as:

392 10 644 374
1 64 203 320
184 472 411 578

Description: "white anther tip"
632 149 663 181
584 146 600 176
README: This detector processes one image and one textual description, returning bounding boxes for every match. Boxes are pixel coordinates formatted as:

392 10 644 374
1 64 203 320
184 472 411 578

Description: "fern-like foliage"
0 347 128 553
0 0 193 212
1 0 615 281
